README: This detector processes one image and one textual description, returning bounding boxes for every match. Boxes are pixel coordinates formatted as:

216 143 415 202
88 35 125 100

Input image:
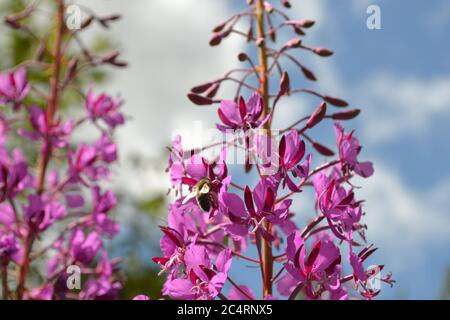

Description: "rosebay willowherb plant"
143 0 395 300
0 0 126 300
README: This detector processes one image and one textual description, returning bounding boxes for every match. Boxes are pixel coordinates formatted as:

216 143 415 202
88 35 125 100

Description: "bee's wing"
182 187 197 204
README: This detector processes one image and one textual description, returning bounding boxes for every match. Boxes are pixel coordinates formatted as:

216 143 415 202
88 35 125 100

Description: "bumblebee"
182 178 216 212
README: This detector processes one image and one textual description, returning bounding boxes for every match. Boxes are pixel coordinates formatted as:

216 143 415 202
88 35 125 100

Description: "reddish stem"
17 0 65 300
255 0 273 299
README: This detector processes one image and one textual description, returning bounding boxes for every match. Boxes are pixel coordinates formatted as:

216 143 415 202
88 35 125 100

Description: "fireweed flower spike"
0 0 126 300
0 67 30 111
146 0 393 300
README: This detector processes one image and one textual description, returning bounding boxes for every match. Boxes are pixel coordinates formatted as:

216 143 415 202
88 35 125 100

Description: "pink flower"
24 195 65 233
281 231 344 299
313 173 363 241
228 285 255 300
91 187 119 237
0 67 30 110
220 178 291 241
70 228 102 265
86 89 125 128
95 133 118 163
0 233 20 265
152 226 187 276
334 122 374 178
18 106 73 148
162 247 232 300
68 143 111 184
0 152 28 201
216 93 270 132
278 130 307 191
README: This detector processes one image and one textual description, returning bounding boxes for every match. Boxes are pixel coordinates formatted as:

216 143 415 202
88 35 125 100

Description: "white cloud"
356 73 450 143
77 0 243 156
357 162 450 271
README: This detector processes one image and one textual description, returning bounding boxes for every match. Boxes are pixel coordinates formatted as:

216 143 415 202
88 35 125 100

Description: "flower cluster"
143 0 394 300
1 0 126 300
0 66 124 300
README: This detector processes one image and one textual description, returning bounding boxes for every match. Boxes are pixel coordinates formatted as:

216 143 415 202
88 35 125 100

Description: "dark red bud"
101 14 121 22
331 109 361 120
279 71 290 96
313 142 335 156
293 26 305 36
281 0 292 8
306 102 327 128
286 20 315 28
238 53 248 62
187 93 213 106
191 82 214 94
247 24 254 42
313 47 334 57
109 60 128 67
324 96 349 107
285 38 302 48
81 16 94 29
209 33 223 46
101 50 120 62
67 58 79 80
206 82 220 98
300 65 316 81
298 19 315 28
213 21 227 33
4 16 21 29
269 28 276 42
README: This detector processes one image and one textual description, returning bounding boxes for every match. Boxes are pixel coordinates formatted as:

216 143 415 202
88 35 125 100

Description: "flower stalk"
255 0 273 298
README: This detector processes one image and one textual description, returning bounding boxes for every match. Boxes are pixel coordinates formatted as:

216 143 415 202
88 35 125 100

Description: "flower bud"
313 47 334 57
81 16 94 29
298 19 315 28
279 72 290 96
238 53 248 62
281 0 292 8
300 65 316 81
209 33 223 46
331 109 361 120
191 82 214 94
66 58 79 82
206 82 220 98
312 142 335 156
286 20 315 28
285 38 302 48
293 26 305 36
213 21 227 33
187 93 213 106
306 102 327 128
324 96 348 107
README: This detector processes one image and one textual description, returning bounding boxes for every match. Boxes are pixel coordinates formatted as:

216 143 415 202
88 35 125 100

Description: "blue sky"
80 0 450 299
